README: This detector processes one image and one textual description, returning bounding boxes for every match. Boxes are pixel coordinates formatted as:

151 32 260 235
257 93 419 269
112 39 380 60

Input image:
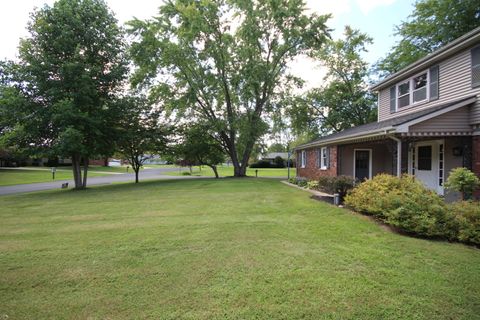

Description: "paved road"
0 167 202 196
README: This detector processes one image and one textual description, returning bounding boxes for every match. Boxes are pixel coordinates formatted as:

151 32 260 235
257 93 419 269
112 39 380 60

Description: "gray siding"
377 48 480 124
409 106 471 132
339 143 394 177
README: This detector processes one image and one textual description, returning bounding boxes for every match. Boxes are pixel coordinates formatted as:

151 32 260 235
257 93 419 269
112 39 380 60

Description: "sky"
0 0 416 87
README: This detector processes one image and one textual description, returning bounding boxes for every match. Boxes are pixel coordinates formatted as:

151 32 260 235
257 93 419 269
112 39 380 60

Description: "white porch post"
389 136 402 177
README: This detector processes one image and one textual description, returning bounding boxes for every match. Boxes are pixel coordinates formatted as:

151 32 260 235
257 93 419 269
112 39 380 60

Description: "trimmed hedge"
344 174 480 245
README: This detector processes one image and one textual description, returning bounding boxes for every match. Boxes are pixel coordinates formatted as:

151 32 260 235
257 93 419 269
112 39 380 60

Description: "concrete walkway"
0 167 202 196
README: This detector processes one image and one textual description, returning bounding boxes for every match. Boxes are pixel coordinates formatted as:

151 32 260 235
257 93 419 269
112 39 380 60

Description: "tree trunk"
135 168 139 183
103 157 109 167
209 165 219 178
82 158 89 188
71 153 83 189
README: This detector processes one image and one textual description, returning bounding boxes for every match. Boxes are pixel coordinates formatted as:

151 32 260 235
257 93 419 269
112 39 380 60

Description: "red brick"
297 146 338 180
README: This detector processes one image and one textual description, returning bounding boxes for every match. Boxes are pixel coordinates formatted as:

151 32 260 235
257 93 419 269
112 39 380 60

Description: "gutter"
294 127 395 151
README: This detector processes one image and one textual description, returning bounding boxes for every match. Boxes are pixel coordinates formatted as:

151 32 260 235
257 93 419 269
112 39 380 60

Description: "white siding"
377 48 480 124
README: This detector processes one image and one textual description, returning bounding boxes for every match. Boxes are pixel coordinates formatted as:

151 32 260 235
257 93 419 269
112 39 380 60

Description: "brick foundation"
297 146 338 180
473 136 480 199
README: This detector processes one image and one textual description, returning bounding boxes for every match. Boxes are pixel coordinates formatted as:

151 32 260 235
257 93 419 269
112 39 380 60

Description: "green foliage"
289 177 308 187
273 156 286 168
449 201 480 245
175 123 225 178
267 143 287 153
115 96 170 183
345 174 480 244
1 0 128 188
127 0 330 176
444 167 480 200
377 0 480 75
288 26 377 136
306 180 319 190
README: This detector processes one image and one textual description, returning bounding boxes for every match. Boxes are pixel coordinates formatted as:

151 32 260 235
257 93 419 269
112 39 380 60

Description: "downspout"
388 134 402 177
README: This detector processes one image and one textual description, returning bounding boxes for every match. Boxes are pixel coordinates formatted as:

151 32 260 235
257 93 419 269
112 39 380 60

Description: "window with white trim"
390 67 438 112
301 150 306 168
320 147 328 169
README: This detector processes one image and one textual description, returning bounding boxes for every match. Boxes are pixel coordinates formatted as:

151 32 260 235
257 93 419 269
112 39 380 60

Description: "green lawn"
1 179 479 319
0 168 107 186
167 165 296 178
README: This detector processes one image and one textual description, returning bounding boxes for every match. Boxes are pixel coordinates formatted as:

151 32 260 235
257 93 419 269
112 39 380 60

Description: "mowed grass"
0 179 479 319
0 168 106 186
166 165 296 178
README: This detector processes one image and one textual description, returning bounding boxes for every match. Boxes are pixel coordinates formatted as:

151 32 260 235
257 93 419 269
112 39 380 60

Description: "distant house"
295 27 480 200
261 152 289 164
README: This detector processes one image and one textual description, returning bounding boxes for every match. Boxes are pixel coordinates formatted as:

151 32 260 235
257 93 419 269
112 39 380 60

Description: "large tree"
0 0 127 189
289 26 377 136
377 0 480 75
115 96 170 183
128 0 330 177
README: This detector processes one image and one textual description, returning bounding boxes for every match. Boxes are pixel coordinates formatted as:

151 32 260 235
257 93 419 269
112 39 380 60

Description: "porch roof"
295 95 477 150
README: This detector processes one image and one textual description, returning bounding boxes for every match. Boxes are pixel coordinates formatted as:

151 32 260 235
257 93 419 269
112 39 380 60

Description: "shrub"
182 172 191 176
289 177 308 187
317 176 334 193
273 156 286 168
444 167 480 200
331 175 356 200
307 180 319 190
344 174 405 218
249 160 272 168
345 174 450 237
449 201 480 244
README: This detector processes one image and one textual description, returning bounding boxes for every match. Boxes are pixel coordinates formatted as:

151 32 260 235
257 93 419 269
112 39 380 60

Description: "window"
412 72 427 103
397 81 410 108
391 67 438 111
316 149 321 168
301 150 306 168
417 146 432 171
320 147 328 169
472 46 480 88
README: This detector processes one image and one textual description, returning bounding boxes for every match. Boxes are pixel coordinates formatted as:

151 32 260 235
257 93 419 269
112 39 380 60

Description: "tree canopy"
128 0 330 177
115 96 170 183
0 0 128 189
377 0 480 75
288 26 377 136
175 123 225 178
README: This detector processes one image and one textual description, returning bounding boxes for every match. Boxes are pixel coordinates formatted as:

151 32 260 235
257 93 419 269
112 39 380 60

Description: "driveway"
0 167 202 196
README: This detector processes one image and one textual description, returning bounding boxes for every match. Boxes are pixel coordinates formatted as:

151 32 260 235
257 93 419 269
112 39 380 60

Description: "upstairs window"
472 46 480 88
397 81 410 108
390 67 438 112
412 72 427 103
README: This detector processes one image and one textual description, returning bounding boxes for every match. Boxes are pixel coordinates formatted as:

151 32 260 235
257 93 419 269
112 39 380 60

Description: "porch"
337 135 474 199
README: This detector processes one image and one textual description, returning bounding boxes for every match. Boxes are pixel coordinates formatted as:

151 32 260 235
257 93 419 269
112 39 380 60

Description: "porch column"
473 135 480 199
389 136 402 177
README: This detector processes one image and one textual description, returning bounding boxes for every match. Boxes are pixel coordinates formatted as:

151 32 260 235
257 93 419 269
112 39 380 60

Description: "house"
295 27 480 200
261 152 289 164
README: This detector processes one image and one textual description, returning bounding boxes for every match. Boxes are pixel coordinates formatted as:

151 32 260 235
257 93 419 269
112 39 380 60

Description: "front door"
354 149 371 181
411 140 444 195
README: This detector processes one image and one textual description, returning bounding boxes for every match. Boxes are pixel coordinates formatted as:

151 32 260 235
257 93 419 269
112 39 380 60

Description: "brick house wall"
296 146 338 180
